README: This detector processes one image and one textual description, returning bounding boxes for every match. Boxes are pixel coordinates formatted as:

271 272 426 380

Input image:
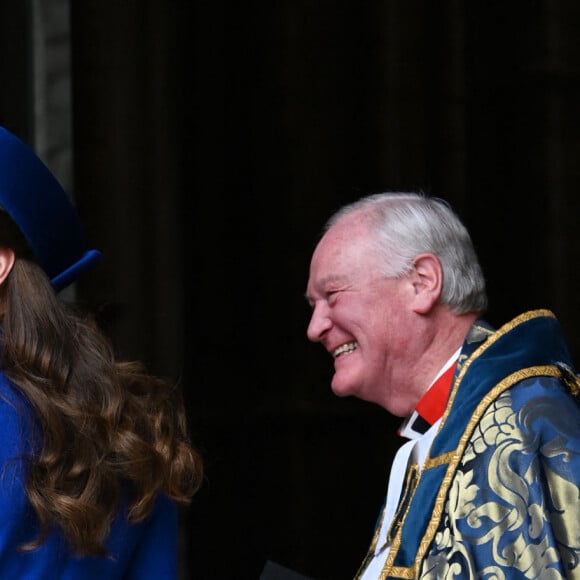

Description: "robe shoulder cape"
365 310 580 580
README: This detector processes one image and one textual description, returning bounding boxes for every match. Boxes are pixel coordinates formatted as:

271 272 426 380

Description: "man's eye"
327 290 339 302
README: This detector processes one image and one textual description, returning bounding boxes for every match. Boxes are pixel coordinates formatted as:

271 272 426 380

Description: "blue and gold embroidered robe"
360 310 580 579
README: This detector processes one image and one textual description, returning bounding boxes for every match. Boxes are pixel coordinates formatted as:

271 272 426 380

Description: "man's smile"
332 341 359 358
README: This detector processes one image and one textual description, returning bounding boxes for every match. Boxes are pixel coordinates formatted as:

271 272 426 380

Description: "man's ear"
0 247 16 286
409 253 443 314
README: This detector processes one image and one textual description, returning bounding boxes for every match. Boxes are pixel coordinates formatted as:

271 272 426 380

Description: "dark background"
3 2 580 579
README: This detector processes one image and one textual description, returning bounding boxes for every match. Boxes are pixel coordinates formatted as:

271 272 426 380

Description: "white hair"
326 192 487 315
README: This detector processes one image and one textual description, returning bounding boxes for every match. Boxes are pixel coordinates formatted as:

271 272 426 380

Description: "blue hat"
0 126 101 292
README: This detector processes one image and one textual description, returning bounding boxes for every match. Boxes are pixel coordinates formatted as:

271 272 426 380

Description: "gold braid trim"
423 451 457 470
382 566 415 579
439 309 556 432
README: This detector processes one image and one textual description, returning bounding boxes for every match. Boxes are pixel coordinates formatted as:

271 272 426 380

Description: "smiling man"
306 193 580 579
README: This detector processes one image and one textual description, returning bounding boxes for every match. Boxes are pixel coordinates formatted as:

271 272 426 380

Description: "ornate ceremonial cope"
361 310 580 580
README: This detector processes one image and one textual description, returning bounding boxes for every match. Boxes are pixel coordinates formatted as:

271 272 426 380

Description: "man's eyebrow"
318 274 348 287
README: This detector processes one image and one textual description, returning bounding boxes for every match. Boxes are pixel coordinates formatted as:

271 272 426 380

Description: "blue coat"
0 374 180 579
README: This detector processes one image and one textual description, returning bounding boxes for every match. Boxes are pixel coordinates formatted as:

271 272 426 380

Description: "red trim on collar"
415 362 457 425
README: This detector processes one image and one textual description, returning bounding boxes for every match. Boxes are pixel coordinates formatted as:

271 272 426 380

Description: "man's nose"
307 302 332 342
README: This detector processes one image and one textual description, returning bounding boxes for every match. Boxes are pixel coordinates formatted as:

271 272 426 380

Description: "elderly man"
306 193 580 579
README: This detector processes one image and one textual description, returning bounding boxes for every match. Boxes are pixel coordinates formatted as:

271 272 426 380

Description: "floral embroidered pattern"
420 383 580 580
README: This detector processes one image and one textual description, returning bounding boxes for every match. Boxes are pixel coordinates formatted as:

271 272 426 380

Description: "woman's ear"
409 253 443 314
0 247 16 285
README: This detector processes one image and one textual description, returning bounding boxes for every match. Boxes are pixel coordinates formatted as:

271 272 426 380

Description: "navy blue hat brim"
50 249 102 293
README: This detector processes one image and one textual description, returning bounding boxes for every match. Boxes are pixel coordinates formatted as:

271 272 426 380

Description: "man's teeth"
333 341 358 358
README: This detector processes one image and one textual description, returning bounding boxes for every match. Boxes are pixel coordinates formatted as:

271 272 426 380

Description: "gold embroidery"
415 365 561 572
418 387 580 578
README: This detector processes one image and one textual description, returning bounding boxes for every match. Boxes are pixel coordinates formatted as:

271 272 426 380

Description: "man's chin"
330 376 358 398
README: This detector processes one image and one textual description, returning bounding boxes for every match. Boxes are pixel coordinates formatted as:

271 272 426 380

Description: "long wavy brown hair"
0 211 203 556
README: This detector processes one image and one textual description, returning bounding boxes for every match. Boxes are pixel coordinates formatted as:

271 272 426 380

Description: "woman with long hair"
0 126 202 578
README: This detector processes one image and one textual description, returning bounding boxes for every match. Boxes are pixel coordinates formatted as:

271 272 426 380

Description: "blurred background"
2 1 580 578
